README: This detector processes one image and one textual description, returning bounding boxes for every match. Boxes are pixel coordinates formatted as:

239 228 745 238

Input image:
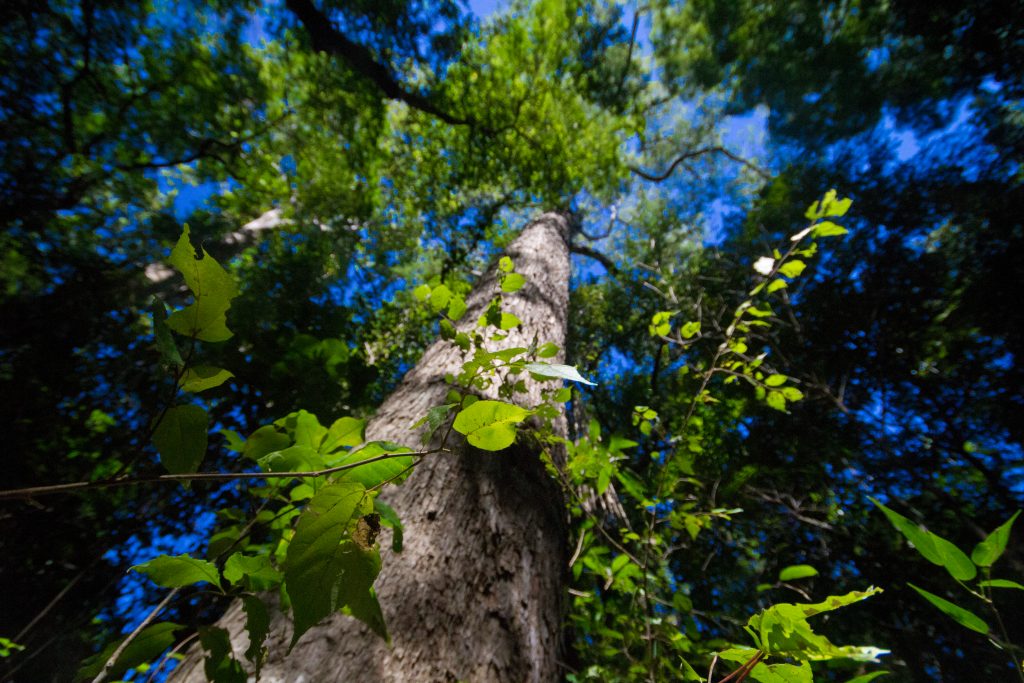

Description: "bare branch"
570 243 618 275
0 449 436 501
630 145 771 182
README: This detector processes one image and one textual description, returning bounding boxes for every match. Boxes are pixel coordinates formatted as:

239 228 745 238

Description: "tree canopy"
1 1 1021 682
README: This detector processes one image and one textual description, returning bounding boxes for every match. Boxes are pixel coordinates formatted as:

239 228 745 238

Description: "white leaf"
753 256 775 275
524 363 597 386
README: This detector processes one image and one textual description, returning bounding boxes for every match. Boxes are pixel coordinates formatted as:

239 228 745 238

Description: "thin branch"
14 570 85 643
92 589 179 683
630 146 771 182
285 0 472 127
615 8 641 98
0 449 438 501
570 243 618 275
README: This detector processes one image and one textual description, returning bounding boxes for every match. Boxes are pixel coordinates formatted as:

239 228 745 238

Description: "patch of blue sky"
100 504 218 628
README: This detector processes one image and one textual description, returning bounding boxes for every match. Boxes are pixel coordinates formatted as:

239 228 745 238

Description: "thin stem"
987 600 1024 683
0 449 438 501
144 632 197 683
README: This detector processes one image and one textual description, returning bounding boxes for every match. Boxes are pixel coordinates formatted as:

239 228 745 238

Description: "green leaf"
748 661 812 683
198 626 246 683
429 284 452 312
75 622 181 682
971 510 1020 567
165 226 239 342
979 579 1024 590
908 583 989 634
499 312 521 330
764 374 787 387
502 273 526 292
344 587 390 643
447 295 467 321
524 362 597 386
452 400 531 451
258 445 324 473
330 441 414 488
778 260 806 278
132 553 221 588
242 425 290 462
498 256 514 272
649 311 674 337
844 673 889 683
766 391 787 412
679 657 704 681
681 320 701 339
151 299 183 366
812 220 849 237
280 410 327 450
805 190 851 219
412 284 431 301
241 596 270 674
152 404 209 474
321 416 366 453
871 499 976 580
781 386 804 401
284 482 375 646
221 429 244 453
778 564 818 582
410 403 456 442
766 278 788 293
223 553 282 588
536 342 560 358
179 366 234 393
374 499 405 553
746 589 887 664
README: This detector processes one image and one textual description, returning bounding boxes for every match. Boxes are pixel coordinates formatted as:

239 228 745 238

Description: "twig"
92 588 179 683
0 449 438 501
14 570 84 643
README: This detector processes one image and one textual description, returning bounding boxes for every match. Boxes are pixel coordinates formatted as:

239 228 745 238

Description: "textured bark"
173 212 572 682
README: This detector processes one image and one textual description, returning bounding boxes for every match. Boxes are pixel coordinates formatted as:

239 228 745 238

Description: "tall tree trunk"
174 212 572 682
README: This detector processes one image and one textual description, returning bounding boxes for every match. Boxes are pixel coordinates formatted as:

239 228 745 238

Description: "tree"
172 213 573 682
2 1 1021 682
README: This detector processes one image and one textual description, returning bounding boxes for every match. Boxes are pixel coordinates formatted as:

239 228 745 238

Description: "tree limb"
285 0 472 127
571 243 618 275
630 145 771 182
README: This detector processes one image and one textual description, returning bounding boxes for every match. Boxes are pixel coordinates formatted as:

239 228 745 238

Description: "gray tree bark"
173 212 572 682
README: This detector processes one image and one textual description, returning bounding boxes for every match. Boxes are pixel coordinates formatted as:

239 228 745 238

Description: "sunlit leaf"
321 416 366 453
908 583 989 634
165 226 239 342
132 553 220 588
778 564 818 582
978 579 1024 590
452 400 531 450
179 365 234 393
971 510 1020 567
525 362 597 386
502 273 526 292
871 499 976 580
330 441 414 487
284 482 376 646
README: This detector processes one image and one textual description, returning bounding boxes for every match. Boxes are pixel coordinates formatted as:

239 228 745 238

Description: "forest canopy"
1 0 1021 681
